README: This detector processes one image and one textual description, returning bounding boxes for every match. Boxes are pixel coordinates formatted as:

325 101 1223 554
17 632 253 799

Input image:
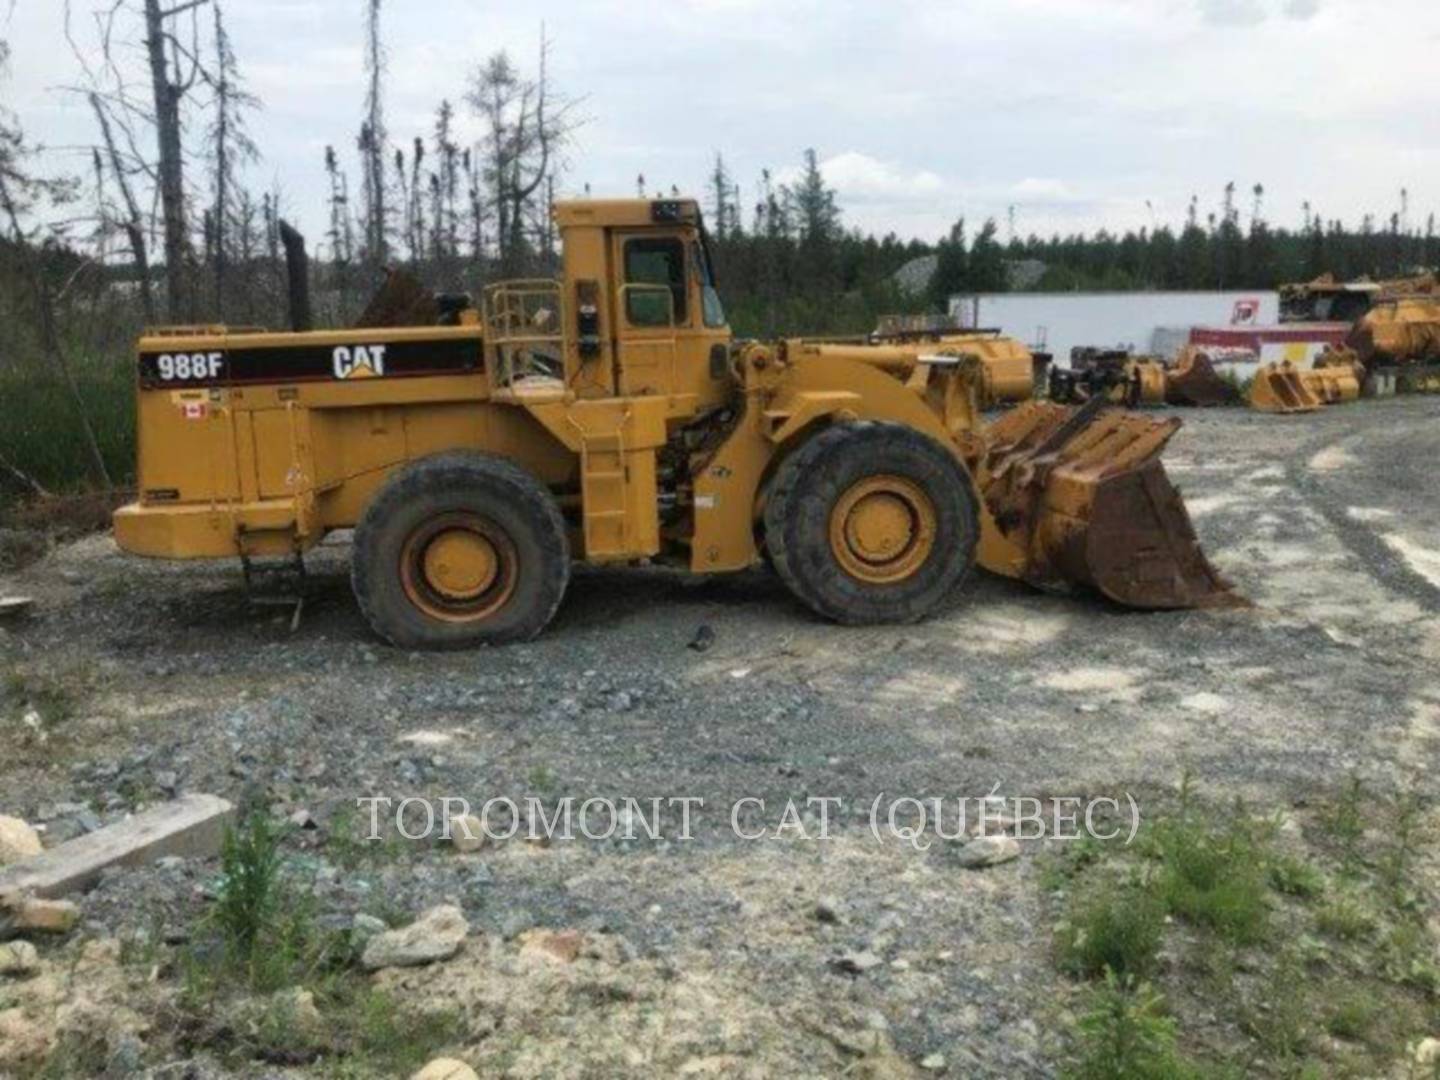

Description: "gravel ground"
2 396 1439 1077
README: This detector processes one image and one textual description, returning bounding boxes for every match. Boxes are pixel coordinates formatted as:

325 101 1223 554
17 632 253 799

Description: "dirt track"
2 397 1439 1076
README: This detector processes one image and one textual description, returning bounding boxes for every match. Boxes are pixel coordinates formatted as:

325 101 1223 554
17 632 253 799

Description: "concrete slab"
0 794 234 902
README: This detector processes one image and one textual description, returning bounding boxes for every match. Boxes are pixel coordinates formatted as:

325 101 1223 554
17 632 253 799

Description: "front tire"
352 452 570 648
763 422 979 625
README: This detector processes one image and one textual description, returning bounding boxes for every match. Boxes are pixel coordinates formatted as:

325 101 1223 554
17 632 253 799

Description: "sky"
3 0 1440 248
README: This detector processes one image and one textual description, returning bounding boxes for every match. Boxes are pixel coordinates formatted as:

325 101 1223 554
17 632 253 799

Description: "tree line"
1 5 1437 496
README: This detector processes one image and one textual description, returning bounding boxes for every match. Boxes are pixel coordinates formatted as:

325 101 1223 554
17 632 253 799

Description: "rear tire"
352 452 569 648
763 422 979 625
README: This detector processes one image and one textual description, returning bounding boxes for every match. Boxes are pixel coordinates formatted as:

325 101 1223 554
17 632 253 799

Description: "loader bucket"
1166 350 1241 407
977 400 1241 610
1248 362 1321 414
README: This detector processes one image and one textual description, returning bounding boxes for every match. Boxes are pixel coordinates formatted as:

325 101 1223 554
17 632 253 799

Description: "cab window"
692 241 727 328
624 237 687 327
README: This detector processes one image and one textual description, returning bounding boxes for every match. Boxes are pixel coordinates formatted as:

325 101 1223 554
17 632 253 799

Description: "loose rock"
831 950 884 975
0 817 42 865
0 940 38 975
411 1060 480 1080
518 928 584 964
448 814 487 854
3 898 80 935
953 835 1021 869
361 904 468 971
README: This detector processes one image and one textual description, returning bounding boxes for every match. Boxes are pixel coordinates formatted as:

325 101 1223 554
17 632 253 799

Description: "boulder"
448 815 487 854
0 817 42 866
953 835 1020 869
518 928 584 964
361 905 468 971
412 1060 480 1080
0 940 38 975
2 898 80 936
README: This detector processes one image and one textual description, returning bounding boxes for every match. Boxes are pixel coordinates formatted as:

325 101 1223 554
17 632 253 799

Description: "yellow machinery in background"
1050 348 1237 408
114 198 1238 647
1281 272 1440 395
1248 350 1363 413
1350 292 1440 393
1301 349 1365 405
1249 361 1322 413
871 316 1042 408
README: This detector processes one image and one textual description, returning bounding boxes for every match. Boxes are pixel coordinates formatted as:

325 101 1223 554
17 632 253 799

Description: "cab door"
611 232 688 397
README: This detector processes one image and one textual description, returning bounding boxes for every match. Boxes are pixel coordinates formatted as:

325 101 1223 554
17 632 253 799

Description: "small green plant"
1268 853 1324 899
1040 834 1106 893
1378 793 1424 908
191 811 345 996
1315 893 1376 942
1064 972 1204 1080
1381 921 1440 994
1323 991 1377 1042
1242 952 1313 1062
2 671 76 728
215 812 287 964
1323 775 1367 869
1056 881 1165 981
326 988 466 1077
527 763 557 792
1153 811 1269 945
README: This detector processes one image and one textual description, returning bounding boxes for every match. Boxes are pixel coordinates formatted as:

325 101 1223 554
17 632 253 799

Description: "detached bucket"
1166 350 1241 407
1249 362 1321 413
978 400 1243 610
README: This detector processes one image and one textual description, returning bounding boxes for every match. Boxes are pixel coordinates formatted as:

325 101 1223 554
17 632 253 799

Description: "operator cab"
485 198 733 413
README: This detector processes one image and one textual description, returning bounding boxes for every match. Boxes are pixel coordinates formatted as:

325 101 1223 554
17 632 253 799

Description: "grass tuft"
1315 892 1377 942
1056 880 1166 981
1151 810 1270 945
1268 853 1324 899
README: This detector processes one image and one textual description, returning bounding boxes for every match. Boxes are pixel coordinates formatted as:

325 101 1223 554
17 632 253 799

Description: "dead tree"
207 0 259 319
88 91 154 321
143 0 210 322
360 0 389 266
467 31 576 276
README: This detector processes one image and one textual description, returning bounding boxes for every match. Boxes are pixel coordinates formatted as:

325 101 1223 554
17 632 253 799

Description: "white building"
949 291 1280 367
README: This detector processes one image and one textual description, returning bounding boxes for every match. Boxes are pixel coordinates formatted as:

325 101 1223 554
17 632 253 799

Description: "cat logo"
333 344 387 380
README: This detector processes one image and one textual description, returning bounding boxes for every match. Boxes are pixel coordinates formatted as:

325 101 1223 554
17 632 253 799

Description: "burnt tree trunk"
144 0 194 322
89 93 155 323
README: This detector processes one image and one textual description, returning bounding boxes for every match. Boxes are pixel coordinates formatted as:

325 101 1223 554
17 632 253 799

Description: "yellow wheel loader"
113 198 1237 647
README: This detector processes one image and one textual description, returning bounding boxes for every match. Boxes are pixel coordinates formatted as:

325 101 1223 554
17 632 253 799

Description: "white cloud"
1011 178 1076 202
777 153 944 205
809 152 945 201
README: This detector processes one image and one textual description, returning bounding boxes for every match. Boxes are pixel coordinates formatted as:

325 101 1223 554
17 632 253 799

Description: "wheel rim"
400 512 518 623
828 475 938 584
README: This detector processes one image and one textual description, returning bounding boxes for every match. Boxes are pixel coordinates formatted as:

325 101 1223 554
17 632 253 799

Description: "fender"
688 344 1001 573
